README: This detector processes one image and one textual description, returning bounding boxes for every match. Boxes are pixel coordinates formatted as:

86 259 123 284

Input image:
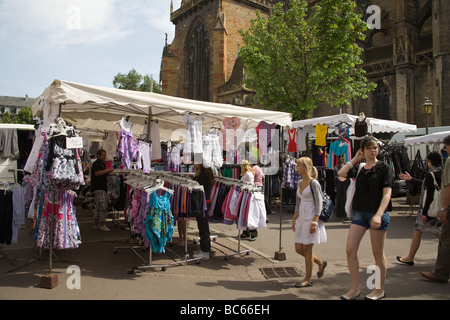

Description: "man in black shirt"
91 149 114 231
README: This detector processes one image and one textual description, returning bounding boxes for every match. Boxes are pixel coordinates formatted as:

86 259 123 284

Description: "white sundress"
294 184 327 245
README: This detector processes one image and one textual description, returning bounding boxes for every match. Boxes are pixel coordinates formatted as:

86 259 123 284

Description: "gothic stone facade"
161 0 450 127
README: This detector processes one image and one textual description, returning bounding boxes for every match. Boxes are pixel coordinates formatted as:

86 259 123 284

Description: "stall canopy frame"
291 113 417 134
31 79 292 140
404 130 450 147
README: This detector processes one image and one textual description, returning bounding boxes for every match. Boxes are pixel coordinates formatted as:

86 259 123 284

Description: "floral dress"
145 190 174 253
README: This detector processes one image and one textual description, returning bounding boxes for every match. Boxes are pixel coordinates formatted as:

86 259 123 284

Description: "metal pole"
49 190 55 273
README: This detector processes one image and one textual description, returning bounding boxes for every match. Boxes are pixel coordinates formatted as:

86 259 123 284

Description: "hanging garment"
103 131 117 161
328 139 351 169
149 121 162 160
296 129 307 153
184 114 205 154
137 140 152 173
11 185 25 243
202 129 223 169
288 128 297 153
145 190 174 253
44 134 85 190
315 124 328 147
24 119 44 173
0 190 13 245
354 117 368 151
36 191 81 249
0 128 19 159
282 157 301 189
246 192 267 230
117 119 139 169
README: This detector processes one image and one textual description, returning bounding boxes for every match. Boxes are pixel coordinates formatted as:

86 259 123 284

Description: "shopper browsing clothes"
397 151 443 266
91 149 114 231
338 137 393 300
421 134 450 283
192 163 214 260
292 157 327 288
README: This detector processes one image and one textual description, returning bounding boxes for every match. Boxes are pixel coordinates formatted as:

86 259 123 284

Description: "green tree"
2 111 11 124
113 68 161 93
239 0 376 120
14 106 34 124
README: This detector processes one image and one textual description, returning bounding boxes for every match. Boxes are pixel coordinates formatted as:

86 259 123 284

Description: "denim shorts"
352 210 390 231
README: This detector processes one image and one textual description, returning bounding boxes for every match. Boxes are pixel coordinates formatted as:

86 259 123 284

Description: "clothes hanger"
145 179 174 195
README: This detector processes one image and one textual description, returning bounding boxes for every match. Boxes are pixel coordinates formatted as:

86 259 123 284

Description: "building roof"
0 96 36 108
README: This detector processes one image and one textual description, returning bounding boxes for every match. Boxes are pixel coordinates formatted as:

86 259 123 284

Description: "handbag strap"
310 179 316 202
429 171 440 191
356 162 364 178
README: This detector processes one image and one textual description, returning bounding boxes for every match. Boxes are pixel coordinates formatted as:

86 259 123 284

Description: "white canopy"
404 131 450 147
291 113 417 134
32 79 292 140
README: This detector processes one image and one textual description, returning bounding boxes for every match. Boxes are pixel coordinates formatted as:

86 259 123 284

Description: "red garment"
288 128 297 153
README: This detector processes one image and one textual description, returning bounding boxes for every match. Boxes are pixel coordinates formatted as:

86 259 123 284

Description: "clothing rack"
113 170 202 272
208 176 256 259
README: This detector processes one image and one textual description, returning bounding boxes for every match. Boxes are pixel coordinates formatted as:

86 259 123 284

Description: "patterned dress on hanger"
117 120 140 169
145 190 174 253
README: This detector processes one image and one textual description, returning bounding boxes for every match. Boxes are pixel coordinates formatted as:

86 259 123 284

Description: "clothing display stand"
39 190 58 289
221 229 251 260
112 170 203 273
128 218 201 274
0 182 15 266
275 128 286 260
0 245 15 265
210 176 258 260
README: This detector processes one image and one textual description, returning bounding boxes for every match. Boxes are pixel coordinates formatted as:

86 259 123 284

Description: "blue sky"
0 0 182 98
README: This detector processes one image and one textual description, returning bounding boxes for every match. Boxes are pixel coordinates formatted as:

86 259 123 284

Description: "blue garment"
328 140 350 168
145 190 174 253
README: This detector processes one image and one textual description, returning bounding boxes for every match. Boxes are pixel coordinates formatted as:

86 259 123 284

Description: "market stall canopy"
291 113 417 134
404 131 450 147
31 80 292 140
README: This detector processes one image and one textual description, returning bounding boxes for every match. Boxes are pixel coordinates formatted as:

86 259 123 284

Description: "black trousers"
190 190 211 252
0 190 13 245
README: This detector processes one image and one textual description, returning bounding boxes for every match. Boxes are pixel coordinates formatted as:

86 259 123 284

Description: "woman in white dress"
292 157 327 287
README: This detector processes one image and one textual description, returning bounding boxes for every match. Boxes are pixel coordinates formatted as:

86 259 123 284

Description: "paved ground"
0 197 448 302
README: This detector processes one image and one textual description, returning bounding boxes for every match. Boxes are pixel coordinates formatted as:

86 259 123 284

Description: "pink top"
252 165 264 187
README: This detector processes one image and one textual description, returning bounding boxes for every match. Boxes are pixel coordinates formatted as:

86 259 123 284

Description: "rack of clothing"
113 169 204 272
209 176 267 259
14 116 85 281
0 181 26 265
328 135 352 169
0 181 25 246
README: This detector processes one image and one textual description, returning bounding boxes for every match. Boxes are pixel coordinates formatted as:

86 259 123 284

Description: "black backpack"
310 179 335 222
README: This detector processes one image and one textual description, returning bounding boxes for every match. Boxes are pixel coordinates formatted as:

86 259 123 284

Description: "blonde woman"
292 157 327 287
240 160 255 184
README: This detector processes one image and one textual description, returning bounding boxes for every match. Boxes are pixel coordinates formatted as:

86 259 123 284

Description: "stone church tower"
348 0 450 127
161 0 450 127
160 0 272 105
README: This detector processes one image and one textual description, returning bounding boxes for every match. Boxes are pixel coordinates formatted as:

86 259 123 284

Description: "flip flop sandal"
317 261 328 278
295 281 313 288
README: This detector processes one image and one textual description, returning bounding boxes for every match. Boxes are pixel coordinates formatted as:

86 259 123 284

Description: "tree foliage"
239 0 376 120
14 106 34 124
113 68 161 93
